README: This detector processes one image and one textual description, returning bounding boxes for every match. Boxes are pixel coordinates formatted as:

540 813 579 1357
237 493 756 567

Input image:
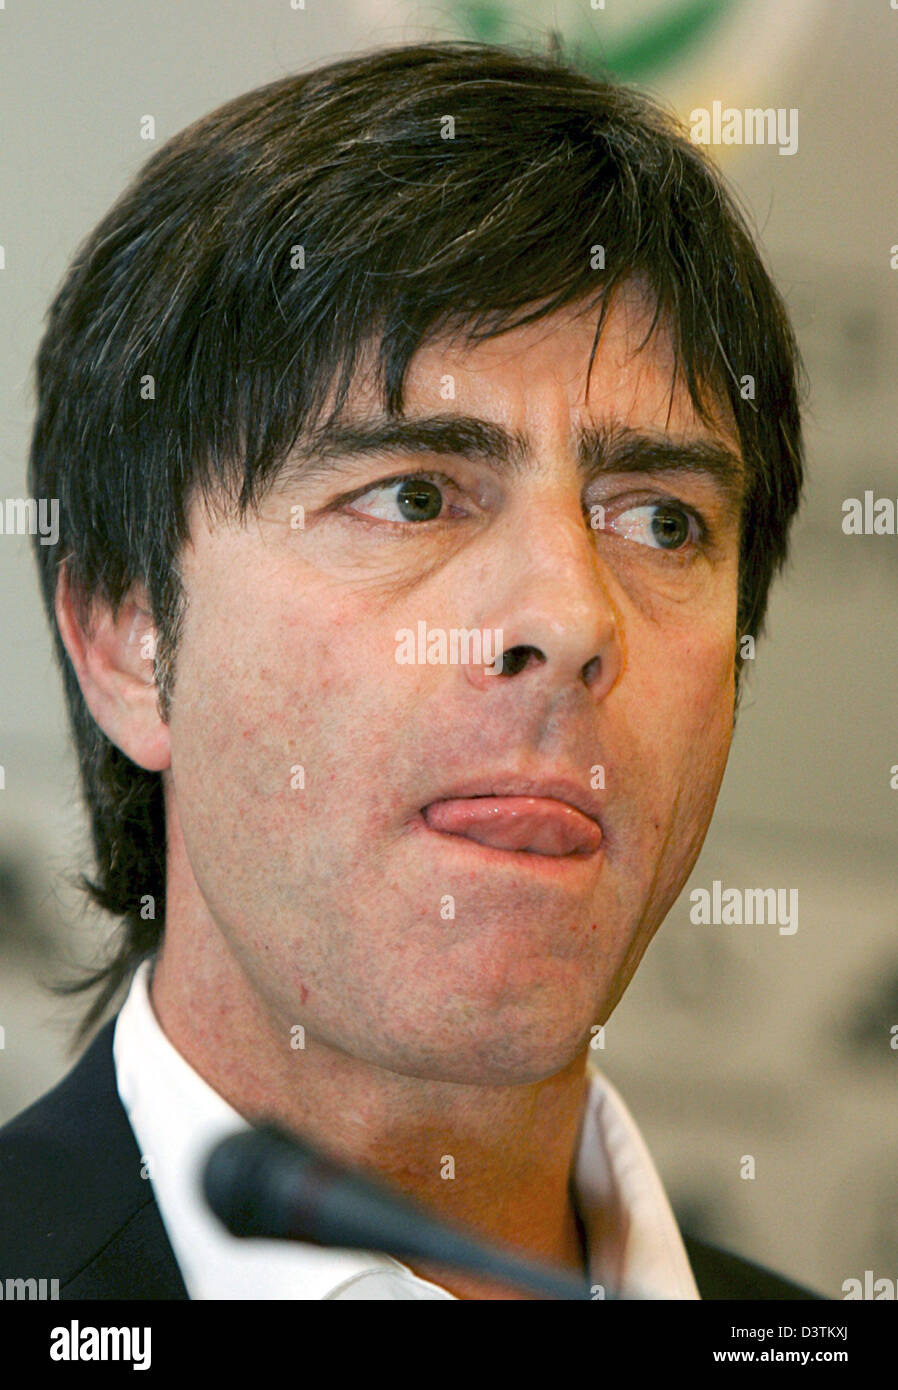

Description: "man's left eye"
610 502 698 551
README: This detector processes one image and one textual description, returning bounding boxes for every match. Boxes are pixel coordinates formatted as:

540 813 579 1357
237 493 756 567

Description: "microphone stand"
204 1123 605 1301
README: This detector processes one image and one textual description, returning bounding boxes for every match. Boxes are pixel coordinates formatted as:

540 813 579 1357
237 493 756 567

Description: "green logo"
459 0 739 81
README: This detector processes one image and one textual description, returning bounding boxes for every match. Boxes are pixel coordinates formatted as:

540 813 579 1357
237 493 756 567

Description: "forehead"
346 282 739 453
186 282 744 543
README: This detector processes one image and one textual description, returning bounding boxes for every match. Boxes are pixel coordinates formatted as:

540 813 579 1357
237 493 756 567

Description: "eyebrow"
281 413 746 519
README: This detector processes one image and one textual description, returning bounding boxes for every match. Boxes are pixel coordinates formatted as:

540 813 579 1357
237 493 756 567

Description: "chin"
423 1051 582 1088
387 1020 592 1088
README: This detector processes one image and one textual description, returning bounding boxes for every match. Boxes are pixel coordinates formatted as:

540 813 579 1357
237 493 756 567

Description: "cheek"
625 610 737 817
164 575 306 862
645 570 738 713
607 619 736 953
643 621 734 711
687 648 737 784
685 630 736 730
167 563 406 870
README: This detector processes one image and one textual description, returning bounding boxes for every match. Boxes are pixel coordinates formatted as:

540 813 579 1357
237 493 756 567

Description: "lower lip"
410 809 605 878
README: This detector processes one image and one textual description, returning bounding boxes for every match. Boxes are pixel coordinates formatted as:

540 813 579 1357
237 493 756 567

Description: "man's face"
165 287 743 1085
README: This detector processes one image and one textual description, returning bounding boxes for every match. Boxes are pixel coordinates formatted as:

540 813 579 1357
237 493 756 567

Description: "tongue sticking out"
422 796 602 857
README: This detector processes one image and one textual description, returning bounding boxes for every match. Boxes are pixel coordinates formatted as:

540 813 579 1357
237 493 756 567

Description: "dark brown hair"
27 39 805 1043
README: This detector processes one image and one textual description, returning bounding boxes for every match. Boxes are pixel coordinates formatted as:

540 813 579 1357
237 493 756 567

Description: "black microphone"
203 1123 600 1300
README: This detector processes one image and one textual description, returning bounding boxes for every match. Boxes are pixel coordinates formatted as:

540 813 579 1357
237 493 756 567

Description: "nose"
463 504 623 700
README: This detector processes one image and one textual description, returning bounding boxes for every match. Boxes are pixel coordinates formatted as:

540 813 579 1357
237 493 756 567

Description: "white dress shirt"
113 959 700 1300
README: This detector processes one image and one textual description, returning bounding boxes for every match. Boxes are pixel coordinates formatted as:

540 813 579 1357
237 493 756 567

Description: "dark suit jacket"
0 1018 823 1300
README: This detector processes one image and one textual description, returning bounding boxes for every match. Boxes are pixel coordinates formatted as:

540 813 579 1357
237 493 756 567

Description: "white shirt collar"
113 959 699 1300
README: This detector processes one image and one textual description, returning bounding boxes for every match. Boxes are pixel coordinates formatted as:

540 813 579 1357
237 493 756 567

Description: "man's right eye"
343 471 468 526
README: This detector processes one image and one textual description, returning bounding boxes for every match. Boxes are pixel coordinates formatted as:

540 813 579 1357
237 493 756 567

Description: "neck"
150 927 593 1298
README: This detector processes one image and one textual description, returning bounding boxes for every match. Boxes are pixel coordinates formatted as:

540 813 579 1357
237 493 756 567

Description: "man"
0 39 817 1299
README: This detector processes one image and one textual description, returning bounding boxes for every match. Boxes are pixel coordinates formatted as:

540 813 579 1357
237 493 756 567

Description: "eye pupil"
651 506 689 549
397 479 443 521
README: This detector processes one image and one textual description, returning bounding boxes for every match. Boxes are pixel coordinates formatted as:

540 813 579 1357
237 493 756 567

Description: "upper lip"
421 773 606 829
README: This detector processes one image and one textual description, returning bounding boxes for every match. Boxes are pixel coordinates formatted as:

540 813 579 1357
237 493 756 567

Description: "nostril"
497 645 543 676
582 654 602 685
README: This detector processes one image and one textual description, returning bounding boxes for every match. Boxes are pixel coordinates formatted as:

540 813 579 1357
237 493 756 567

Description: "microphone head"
203 1124 321 1239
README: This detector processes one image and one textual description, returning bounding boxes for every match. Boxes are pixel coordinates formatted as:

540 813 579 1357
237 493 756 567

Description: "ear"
54 564 171 773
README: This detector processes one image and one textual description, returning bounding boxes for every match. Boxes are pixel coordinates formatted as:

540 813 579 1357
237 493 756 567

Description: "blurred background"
1 0 895 1299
